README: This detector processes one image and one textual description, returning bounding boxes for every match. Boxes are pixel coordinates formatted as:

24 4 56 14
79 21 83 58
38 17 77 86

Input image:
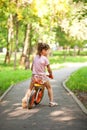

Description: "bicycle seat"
34 83 42 87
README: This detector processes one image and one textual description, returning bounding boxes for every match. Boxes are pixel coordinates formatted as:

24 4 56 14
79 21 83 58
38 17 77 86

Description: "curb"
63 78 87 115
0 85 14 102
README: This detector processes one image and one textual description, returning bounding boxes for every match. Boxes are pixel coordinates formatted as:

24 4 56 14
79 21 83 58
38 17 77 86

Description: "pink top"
32 55 49 75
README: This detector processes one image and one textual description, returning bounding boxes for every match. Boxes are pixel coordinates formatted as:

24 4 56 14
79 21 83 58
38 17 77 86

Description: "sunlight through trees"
0 0 87 69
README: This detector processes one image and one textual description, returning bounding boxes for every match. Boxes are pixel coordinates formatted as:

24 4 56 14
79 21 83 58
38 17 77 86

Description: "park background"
0 0 87 107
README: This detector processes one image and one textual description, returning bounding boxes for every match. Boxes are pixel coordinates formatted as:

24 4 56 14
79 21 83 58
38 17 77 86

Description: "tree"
0 0 87 68
59 0 87 50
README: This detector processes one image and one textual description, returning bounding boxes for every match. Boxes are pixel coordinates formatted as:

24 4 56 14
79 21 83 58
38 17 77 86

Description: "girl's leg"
44 81 53 102
25 82 33 98
22 81 34 108
44 81 58 107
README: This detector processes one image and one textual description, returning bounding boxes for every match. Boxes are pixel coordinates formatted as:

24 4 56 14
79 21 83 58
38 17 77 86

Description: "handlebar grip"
47 75 53 79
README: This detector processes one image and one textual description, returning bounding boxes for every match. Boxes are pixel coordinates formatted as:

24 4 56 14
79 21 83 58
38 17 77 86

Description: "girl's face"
41 49 49 56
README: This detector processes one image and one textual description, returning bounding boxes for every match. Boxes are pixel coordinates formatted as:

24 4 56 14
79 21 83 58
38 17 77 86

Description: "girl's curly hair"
37 43 50 56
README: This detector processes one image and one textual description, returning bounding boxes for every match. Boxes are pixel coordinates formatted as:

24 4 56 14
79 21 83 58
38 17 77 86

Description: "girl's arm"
47 64 53 79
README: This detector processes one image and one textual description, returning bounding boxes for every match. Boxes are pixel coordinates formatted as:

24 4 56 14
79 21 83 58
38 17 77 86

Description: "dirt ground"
74 90 87 108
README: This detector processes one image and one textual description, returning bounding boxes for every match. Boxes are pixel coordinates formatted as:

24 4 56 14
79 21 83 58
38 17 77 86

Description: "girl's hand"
47 74 53 79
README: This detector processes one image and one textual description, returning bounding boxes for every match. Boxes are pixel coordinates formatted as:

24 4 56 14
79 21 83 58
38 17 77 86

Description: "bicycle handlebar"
47 74 53 79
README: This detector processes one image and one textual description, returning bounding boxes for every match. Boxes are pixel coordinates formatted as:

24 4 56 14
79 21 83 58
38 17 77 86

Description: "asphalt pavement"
0 63 87 130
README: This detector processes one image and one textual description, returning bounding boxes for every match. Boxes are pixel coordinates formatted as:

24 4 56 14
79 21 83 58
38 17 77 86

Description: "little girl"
22 43 58 108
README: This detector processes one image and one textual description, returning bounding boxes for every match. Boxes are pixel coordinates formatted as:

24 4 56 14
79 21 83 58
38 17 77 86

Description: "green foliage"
0 0 87 56
0 27 7 48
53 26 70 46
71 2 87 20
73 0 87 3
0 0 9 47
66 66 87 91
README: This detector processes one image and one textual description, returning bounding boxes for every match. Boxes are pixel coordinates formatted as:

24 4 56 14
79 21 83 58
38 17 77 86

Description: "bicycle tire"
27 90 36 109
35 88 44 105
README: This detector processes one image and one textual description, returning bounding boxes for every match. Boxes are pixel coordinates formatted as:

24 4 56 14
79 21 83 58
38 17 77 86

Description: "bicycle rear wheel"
27 90 36 109
35 88 44 105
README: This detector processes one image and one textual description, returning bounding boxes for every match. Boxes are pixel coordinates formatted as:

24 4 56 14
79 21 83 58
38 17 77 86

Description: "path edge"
63 77 87 115
0 85 14 102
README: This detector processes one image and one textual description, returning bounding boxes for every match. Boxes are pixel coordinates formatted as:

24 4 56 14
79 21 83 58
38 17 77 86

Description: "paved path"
0 64 87 130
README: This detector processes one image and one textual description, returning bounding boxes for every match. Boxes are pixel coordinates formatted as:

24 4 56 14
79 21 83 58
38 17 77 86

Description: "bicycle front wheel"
27 90 36 109
35 88 44 105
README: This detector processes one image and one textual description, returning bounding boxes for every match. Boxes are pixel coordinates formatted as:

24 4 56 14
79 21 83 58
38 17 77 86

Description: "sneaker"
49 101 58 107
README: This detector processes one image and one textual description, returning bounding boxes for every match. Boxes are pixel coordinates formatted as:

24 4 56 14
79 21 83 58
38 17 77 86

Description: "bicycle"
27 82 44 109
27 75 53 109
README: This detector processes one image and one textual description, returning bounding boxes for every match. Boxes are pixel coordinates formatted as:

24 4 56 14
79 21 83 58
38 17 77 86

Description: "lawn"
66 66 87 108
50 51 87 64
0 68 32 96
66 67 87 92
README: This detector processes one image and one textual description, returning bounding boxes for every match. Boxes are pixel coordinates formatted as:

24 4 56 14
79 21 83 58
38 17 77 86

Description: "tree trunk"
4 14 14 64
63 46 67 61
20 24 31 69
23 24 30 56
14 17 19 70
73 46 77 56
77 47 81 55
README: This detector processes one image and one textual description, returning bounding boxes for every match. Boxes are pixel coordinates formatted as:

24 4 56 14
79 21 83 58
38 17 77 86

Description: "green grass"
49 51 87 64
0 69 32 96
50 55 87 64
66 67 87 92
0 53 32 96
